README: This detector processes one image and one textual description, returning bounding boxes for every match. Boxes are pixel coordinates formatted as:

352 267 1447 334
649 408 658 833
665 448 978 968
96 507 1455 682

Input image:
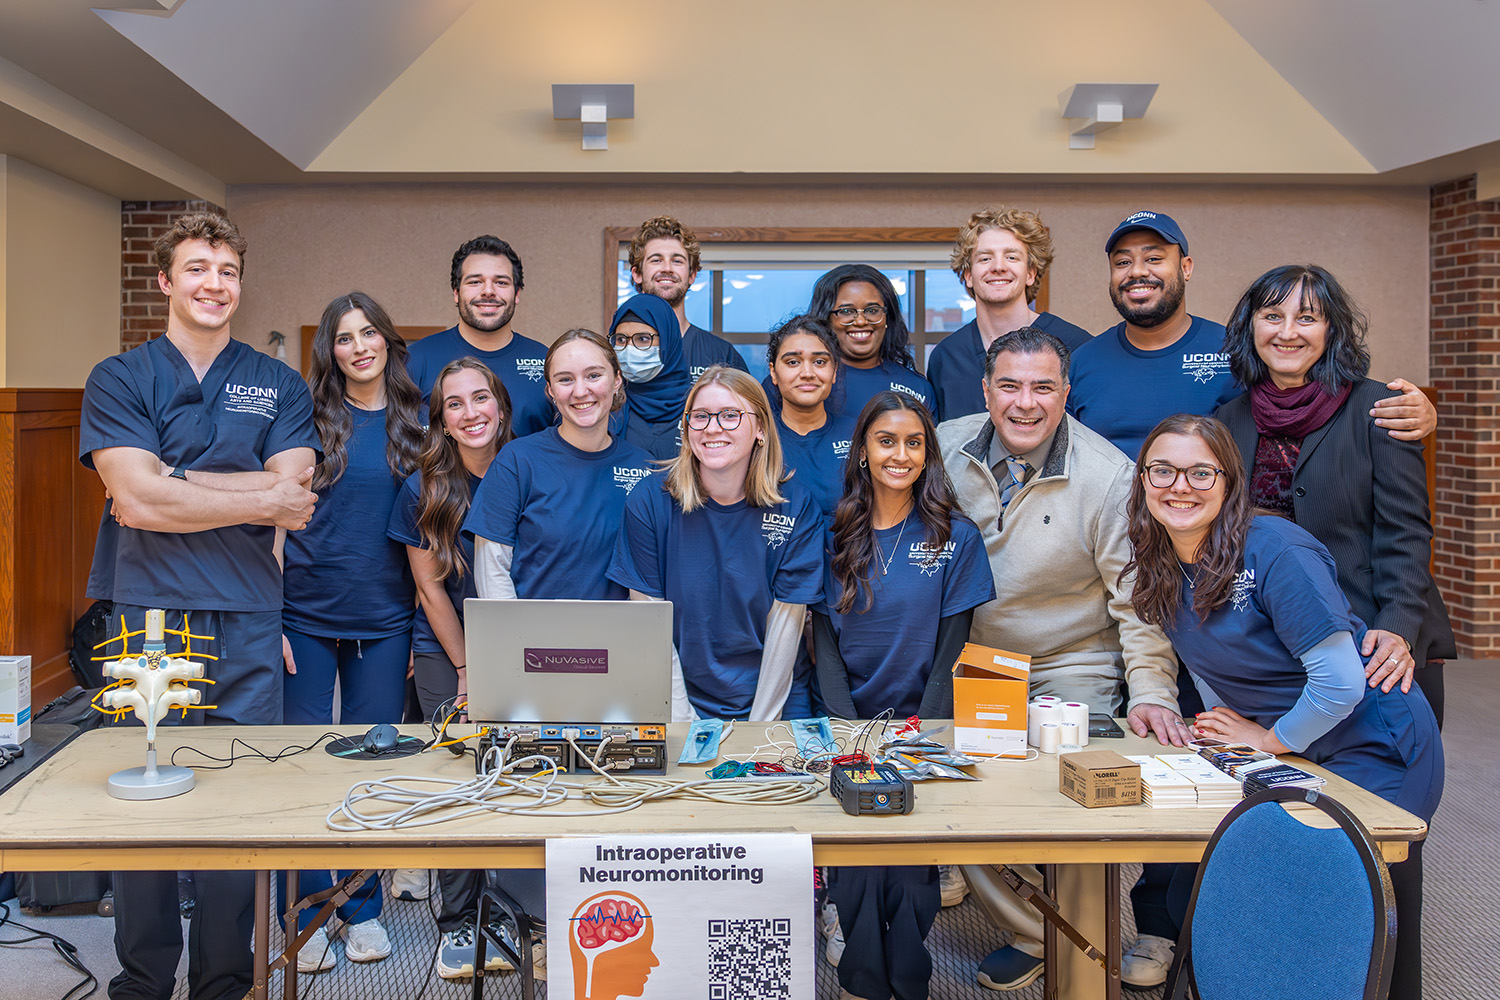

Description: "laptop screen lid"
462 599 673 723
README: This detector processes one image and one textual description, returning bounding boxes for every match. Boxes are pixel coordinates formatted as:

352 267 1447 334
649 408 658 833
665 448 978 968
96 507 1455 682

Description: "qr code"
707 917 792 999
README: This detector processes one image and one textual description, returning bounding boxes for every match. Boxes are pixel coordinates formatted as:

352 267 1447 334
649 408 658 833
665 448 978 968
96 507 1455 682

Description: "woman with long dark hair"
1126 413 1442 1000
608 367 824 721
1216 264 1454 721
386 357 515 979
811 390 993 1000
279 291 423 969
807 264 934 418
465 329 653 600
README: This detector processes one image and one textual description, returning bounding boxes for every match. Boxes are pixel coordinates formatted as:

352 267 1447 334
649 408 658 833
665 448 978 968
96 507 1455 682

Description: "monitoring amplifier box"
476 724 667 776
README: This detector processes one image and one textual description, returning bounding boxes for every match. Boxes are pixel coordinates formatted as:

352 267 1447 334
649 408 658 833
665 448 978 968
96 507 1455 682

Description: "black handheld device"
1087 714 1125 739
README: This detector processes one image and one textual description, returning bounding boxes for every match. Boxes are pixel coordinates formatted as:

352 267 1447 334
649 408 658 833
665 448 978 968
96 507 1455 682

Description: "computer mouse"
361 723 401 754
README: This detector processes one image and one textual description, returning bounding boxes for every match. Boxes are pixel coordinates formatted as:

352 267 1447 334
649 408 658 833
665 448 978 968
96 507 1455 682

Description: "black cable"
0 900 98 1000
169 732 344 769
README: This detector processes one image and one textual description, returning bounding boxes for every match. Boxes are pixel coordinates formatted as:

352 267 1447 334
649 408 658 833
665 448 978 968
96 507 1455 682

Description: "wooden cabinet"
0 390 105 706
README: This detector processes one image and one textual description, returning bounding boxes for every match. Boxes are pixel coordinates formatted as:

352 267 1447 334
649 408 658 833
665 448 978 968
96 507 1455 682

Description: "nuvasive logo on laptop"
523 648 609 673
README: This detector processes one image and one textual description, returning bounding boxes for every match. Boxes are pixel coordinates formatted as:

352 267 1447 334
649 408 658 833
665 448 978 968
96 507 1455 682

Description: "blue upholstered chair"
1164 787 1397 1000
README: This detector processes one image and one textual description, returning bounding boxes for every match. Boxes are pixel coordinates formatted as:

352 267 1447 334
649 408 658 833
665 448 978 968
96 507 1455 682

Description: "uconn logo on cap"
1123 211 1158 225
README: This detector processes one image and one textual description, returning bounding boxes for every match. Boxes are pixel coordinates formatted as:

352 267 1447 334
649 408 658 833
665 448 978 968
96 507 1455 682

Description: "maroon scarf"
1248 380 1352 438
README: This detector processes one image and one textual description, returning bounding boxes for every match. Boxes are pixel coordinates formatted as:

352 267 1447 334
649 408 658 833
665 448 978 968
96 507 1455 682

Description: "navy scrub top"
407 326 554 438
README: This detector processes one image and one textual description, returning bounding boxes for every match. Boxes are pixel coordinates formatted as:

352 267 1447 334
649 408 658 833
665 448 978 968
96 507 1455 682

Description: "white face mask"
618 344 663 382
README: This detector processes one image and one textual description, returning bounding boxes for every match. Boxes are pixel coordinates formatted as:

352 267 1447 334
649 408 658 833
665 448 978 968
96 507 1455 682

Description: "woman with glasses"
808 264 934 419
1215 265 1453 723
609 293 692 459
608 367 824 721
465 328 653 601
1127 413 1442 1000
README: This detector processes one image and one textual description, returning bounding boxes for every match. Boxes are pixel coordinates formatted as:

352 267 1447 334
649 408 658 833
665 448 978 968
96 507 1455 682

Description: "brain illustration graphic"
575 898 648 949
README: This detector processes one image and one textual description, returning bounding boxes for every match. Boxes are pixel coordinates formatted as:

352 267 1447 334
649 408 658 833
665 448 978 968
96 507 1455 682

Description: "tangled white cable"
326 736 823 833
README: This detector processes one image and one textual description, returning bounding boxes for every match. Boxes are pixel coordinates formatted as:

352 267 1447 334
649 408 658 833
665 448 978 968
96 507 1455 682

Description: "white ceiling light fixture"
552 84 634 151
1058 84 1158 150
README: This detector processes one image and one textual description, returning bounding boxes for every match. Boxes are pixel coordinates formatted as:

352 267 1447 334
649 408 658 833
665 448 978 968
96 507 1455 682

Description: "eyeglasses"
686 408 748 431
1144 463 1224 490
829 305 887 324
611 332 659 350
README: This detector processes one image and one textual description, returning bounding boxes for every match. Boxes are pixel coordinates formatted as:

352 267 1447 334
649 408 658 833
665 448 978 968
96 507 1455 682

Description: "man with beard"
628 216 748 381
927 207 1091 421
407 235 552 436
1067 210 1433 460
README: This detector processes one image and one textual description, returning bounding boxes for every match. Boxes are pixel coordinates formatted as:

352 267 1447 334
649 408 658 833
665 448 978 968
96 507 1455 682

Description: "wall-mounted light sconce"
1058 84 1157 149
552 84 635 150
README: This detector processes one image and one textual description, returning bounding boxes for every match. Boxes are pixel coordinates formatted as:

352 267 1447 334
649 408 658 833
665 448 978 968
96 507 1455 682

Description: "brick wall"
1430 176 1500 656
120 199 224 351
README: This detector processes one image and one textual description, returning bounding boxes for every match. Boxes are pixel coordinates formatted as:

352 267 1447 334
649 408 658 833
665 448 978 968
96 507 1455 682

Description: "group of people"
80 206 1449 1000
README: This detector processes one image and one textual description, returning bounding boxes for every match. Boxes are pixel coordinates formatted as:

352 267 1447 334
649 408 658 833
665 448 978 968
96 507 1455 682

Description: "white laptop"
462 599 673 723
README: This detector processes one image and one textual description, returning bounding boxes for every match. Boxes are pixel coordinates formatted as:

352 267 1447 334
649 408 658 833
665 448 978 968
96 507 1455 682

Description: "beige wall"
228 180 1431 384
0 156 120 388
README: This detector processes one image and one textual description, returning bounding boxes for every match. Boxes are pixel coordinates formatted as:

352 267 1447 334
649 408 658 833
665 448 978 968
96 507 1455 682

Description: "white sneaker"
295 925 336 974
819 901 844 966
1121 933 1175 987
939 865 969 907
343 917 392 963
389 868 431 901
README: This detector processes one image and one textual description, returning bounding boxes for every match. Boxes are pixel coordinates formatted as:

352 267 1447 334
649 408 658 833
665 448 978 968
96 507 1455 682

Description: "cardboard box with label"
1059 749 1142 808
0 655 31 744
951 643 1030 758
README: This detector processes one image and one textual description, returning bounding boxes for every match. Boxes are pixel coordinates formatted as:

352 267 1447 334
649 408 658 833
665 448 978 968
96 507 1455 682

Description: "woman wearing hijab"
609 293 693 459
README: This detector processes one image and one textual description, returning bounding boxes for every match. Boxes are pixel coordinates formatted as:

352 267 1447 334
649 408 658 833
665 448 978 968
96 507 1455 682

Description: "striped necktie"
998 455 1030 511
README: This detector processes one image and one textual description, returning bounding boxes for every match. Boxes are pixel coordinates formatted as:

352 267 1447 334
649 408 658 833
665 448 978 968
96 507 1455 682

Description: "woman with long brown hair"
1126 412 1442 999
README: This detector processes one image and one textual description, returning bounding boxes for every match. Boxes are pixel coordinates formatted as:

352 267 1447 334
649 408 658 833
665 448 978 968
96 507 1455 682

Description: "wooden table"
0 725 1426 1000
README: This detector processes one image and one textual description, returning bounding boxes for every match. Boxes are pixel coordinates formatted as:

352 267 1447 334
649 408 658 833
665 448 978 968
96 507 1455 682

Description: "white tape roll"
1033 695 1062 706
1061 702 1090 746
1038 722 1061 754
1031 703 1062 747
1060 722 1080 746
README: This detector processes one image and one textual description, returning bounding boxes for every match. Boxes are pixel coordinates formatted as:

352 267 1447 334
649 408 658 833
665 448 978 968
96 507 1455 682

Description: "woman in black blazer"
1215 264 1454 724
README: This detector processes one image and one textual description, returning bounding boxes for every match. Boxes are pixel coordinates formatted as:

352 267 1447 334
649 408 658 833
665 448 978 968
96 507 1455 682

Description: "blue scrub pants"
827 866 940 1000
108 606 280 1000
278 628 410 929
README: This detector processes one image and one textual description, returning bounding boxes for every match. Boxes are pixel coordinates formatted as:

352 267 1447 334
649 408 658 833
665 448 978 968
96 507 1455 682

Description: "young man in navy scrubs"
927 207 1091 422
627 216 748 381
407 235 553 436
81 211 319 1000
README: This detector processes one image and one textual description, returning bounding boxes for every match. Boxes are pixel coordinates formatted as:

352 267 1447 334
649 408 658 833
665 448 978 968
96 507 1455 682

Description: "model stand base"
108 762 195 800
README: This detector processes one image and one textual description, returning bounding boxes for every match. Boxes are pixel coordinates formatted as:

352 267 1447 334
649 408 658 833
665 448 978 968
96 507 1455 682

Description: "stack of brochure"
1127 754 1243 808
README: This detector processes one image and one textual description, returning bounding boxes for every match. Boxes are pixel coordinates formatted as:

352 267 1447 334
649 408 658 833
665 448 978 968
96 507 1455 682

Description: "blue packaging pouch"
790 717 836 756
678 718 725 764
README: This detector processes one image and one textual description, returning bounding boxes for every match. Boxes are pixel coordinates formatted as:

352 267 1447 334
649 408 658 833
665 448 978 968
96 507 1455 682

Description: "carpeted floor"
2 660 1494 1000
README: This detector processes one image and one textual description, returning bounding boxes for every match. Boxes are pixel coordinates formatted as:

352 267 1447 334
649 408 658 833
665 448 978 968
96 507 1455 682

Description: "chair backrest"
1166 787 1397 1000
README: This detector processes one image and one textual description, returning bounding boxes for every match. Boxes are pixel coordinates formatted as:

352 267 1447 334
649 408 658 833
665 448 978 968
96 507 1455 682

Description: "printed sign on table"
546 832 813 1000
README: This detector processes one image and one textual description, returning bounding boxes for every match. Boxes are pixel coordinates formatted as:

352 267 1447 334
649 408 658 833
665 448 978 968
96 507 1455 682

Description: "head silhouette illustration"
569 891 658 1000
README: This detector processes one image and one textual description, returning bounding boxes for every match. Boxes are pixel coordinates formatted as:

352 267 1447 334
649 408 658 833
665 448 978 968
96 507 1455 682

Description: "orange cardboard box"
951 643 1030 758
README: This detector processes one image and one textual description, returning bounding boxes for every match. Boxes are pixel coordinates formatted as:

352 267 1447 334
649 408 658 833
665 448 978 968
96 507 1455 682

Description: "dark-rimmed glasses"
1144 463 1224 490
686 408 747 431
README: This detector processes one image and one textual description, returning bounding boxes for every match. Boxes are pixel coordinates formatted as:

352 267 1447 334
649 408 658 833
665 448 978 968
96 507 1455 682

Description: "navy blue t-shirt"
773 410 855 524
388 470 481 657
607 478 825 720
80 336 319 612
463 428 656 600
683 324 748 383
827 362 934 420
927 313 1092 422
816 516 994 718
1066 316 1240 459
406 327 553 437
283 404 415 638
1166 516 1443 821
